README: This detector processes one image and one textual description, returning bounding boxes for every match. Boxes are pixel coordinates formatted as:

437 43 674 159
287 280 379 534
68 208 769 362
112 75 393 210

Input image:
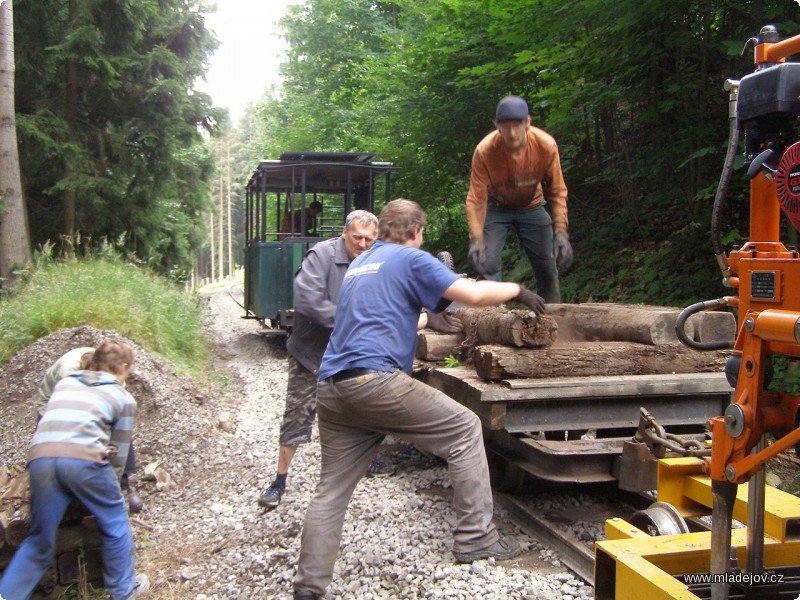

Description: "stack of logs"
416 302 735 380
0 464 103 589
0 465 30 551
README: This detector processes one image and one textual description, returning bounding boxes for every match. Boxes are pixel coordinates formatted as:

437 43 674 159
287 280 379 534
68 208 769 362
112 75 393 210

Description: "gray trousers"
483 201 561 303
278 355 319 447
294 370 498 595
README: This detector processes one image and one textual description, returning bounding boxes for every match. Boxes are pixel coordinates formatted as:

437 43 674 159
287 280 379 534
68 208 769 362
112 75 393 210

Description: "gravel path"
0 284 593 600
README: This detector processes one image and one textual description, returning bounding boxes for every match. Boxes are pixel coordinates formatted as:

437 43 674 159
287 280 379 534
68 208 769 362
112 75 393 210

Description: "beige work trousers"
294 369 499 596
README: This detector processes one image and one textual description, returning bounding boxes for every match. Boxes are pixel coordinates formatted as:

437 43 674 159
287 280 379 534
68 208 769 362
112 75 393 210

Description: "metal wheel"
436 251 454 271
630 501 690 536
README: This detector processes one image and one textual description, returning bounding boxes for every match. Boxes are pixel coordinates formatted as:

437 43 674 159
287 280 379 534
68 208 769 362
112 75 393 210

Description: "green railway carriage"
243 151 397 332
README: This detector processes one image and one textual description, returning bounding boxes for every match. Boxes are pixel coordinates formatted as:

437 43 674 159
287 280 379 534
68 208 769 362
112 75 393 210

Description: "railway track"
415 360 734 592
497 481 655 586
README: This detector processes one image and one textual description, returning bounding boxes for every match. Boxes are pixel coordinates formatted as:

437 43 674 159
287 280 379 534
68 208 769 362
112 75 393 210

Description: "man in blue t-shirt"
293 199 546 600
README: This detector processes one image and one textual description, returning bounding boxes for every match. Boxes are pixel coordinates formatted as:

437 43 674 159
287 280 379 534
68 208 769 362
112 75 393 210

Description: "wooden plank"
424 368 731 403
501 372 732 398
474 342 729 380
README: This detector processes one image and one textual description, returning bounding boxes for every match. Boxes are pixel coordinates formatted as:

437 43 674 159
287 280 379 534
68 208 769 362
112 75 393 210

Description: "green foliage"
13 0 221 280
443 355 460 368
0 250 212 377
243 0 800 309
61 537 108 600
767 356 800 396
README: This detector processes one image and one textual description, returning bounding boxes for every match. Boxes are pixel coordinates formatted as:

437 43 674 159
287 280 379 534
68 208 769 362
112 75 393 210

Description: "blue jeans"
295 370 498 596
483 201 561 303
0 458 135 600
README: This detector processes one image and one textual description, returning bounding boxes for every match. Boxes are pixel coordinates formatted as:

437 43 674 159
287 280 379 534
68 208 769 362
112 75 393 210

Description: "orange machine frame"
705 32 800 485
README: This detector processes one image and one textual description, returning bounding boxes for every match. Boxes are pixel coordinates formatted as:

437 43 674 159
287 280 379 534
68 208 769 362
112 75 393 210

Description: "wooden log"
416 332 465 361
0 468 28 508
473 342 730 380
5 504 30 546
546 303 692 345
454 308 558 348
687 310 737 344
0 513 6 550
0 465 10 491
0 468 30 547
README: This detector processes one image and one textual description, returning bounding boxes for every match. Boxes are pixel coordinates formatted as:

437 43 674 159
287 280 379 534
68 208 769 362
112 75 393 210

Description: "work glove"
468 240 487 276
423 308 462 334
552 232 573 271
514 286 546 315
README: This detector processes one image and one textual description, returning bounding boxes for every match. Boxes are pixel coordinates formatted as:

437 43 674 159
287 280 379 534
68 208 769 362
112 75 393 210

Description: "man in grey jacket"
258 210 385 510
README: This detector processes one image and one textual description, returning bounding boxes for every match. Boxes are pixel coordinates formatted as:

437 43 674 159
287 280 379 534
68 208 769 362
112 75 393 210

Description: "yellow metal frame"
594 458 800 599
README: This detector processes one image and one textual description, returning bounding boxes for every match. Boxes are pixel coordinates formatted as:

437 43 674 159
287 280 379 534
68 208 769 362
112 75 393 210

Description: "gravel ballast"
0 285 593 599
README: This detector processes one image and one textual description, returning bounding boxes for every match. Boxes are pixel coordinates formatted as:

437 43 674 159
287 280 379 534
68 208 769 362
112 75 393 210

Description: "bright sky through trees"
199 0 301 123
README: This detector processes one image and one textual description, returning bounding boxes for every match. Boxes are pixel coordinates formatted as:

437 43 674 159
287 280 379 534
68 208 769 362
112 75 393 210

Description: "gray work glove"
423 308 462 334
467 240 487 276
553 232 573 271
515 286 546 315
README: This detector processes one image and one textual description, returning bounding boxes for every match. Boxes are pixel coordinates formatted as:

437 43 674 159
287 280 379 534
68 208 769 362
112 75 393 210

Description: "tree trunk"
63 0 78 245
473 342 729 380
209 211 216 281
417 304 735 365
687 310 737 345
0 0 32 286
226 135 233 279
218 169 224 280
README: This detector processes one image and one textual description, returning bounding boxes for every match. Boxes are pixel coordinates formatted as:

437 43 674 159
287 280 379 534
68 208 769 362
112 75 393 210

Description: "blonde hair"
378 199 426 243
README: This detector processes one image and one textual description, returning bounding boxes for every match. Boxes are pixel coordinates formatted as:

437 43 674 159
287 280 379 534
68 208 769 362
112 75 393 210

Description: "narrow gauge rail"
496 479 724 587
497 491 601 585
412 350 732 591
495 485 651 586
496 483 716 586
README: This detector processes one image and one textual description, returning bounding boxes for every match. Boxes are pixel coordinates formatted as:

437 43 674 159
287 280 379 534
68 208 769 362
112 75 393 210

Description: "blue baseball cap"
495 95 529 121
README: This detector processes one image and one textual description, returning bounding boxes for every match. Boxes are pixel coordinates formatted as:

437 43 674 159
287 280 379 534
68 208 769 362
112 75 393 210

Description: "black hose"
677 83 740 353
711 81 740 277
676 298 735 350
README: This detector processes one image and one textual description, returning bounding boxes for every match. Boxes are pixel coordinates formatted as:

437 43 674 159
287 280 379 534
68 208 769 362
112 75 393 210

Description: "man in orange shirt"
465 95 572 303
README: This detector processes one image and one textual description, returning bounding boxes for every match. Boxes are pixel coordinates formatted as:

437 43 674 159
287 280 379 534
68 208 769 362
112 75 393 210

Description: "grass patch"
0 255 212 377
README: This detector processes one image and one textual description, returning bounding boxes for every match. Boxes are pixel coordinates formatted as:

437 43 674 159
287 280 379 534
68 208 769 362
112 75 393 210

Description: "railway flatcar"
243 151 397 333
414 304 736 494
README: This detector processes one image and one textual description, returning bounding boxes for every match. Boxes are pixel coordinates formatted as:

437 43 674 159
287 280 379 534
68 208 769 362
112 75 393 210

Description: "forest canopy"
11 0 222 281
248 0 800 306
9 0 800 305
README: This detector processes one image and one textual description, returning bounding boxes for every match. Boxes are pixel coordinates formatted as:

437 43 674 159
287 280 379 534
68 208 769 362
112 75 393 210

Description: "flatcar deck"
416 366 733 485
